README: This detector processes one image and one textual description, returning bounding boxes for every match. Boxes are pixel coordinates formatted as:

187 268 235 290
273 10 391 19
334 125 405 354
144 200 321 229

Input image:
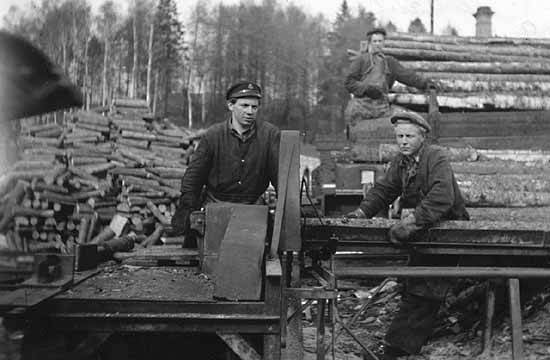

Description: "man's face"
228 97 260 129
394 123 425 156
368 33 385 54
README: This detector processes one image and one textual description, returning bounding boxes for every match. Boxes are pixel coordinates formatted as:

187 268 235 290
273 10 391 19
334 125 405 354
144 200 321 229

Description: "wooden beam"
217 333 262 360
336 266 550 279
508 279 524 360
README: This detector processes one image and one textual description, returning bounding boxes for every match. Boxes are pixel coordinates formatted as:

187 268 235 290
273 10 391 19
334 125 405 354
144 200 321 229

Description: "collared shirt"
229 119 256 143
178 118 280 209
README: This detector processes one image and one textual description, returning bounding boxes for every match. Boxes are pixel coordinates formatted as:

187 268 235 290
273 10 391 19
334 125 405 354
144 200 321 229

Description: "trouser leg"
385 293 441 355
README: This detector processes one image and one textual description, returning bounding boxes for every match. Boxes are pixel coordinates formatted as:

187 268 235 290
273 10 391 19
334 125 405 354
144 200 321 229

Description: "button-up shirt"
178 118 280 209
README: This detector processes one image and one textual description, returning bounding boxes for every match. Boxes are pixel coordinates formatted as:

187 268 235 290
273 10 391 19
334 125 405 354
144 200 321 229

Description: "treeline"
2 0 389 135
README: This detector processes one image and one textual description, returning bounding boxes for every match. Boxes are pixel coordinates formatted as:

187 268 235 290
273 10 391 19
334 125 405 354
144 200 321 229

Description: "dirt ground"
301 279 550 360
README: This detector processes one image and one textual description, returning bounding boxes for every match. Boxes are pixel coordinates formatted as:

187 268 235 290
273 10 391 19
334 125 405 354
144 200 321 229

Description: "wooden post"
508 278 524 360
316 299 325 360
482 282 496 355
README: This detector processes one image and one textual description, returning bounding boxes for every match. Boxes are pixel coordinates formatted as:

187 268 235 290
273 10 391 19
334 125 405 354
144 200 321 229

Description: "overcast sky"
1 0 550 38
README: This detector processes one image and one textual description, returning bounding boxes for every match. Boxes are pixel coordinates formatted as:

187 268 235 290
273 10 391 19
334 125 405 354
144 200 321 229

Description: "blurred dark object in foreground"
0 31 83 120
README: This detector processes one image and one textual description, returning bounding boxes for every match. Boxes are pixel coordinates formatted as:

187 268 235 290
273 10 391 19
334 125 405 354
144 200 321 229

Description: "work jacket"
344 53 429 98
359 145 469 226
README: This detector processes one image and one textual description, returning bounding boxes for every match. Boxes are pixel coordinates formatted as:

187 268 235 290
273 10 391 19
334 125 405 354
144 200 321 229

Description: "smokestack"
473 6 494 37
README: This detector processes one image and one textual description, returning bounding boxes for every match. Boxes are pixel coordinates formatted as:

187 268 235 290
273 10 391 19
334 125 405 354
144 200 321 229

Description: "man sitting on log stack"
346 111 469 359
172 81 280 245
344 27 437 122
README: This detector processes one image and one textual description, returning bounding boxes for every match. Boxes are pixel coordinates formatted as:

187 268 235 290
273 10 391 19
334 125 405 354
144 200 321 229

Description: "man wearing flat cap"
344 27 437 121
347 111 469 359
172 81 280 240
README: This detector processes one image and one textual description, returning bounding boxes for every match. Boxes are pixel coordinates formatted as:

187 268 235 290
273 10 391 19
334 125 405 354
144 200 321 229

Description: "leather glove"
364 85 384 99
388 214 422 245
171 206 192 235
345 208 367 219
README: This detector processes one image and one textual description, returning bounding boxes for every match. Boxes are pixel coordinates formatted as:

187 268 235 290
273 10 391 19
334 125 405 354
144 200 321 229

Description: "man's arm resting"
172 138 211 233
344 56 369 97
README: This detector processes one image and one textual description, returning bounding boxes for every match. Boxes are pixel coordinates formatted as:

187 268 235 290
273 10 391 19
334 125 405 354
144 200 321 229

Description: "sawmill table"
0 262 282 359
300 218 550 360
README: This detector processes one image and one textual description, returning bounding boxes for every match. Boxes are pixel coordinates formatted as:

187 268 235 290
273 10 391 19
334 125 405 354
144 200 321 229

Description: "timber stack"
0 103 202 254
351 32 550 111
311 32 550 216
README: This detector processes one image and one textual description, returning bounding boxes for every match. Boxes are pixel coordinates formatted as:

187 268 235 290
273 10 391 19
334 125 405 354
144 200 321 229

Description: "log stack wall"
363 32 550 111
0 106 204 254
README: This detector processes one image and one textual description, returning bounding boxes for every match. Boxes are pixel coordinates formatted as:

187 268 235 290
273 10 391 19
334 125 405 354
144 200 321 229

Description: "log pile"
314 138 550 208
350 32 550 110
0 109 203 255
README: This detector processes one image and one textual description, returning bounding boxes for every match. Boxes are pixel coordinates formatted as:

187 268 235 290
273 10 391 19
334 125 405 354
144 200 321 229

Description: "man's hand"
171 206 192 235
364 85 384 99
345 208 366 219
388 214 421 245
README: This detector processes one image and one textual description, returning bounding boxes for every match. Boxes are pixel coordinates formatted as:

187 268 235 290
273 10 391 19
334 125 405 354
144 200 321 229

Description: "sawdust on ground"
301 280 550 360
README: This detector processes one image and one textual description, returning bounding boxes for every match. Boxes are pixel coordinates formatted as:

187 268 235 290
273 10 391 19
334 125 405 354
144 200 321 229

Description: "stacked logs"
350 32 550 110
0 109 202 254
314 133 550 208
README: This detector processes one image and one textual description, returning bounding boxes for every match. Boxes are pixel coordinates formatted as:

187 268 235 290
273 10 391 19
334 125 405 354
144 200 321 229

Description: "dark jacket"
178 119 280 210
344 53 429 98
359 145 469 226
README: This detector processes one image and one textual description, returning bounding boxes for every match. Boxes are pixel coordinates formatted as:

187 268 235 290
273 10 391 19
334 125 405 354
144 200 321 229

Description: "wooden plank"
214 205 268 301
272 131 297 256
482 283 496 355
217 333 262 360
336 267 550 279
202 204 234 274
280 131 301 251
508 278 524 360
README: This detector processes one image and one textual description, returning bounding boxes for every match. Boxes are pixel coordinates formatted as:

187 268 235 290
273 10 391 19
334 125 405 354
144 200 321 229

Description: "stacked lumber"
350 32 550 110
0 110 203 255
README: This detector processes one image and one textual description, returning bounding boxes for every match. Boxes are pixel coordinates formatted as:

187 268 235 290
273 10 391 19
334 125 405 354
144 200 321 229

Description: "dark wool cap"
390 110 432 133
226 81 262 100
366 27 387 37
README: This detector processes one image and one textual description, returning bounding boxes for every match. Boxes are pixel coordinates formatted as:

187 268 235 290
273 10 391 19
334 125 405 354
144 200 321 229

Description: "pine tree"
385 21 398 33
441 24 459 36
152 0 185 116
408 17 427 34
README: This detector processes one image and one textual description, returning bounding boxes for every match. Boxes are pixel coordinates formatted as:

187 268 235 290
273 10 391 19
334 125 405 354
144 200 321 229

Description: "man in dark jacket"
344 27 436 121
172 81 280 238
347 111 469 359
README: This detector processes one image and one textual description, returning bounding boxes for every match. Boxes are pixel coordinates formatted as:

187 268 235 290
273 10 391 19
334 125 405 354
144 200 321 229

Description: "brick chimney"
473 6 494 37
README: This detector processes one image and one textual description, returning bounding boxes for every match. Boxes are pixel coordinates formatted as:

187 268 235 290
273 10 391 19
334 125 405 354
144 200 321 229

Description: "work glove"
364 85 384 99
345 207 367 219
171 206 192 235
388 214 422 245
